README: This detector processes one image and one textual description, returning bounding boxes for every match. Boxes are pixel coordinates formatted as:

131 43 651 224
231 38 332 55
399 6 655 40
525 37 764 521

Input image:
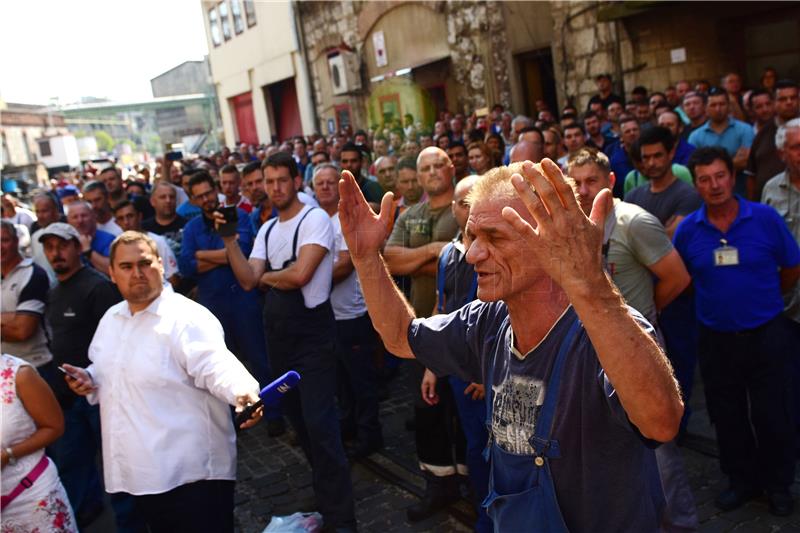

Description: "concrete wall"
151 60 213 98
201 0 315 145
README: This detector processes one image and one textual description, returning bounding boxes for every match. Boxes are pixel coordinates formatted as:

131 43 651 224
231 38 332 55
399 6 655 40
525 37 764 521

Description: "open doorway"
265 77 302 143
515 48 558 118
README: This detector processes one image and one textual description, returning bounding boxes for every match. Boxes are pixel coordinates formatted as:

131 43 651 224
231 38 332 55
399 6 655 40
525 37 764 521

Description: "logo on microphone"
277 383 290 394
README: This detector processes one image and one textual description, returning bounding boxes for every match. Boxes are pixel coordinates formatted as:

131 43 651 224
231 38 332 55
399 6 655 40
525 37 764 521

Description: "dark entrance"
515 48 558 118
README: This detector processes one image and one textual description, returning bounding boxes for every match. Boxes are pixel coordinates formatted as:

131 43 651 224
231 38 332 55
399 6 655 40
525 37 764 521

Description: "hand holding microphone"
235 371 301 430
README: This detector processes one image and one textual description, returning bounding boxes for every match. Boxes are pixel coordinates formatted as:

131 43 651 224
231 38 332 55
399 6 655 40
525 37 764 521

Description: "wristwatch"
4 447 16 466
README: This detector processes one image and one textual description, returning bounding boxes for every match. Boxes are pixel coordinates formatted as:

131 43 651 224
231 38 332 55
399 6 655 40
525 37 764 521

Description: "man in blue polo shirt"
688 87 755 194
674 147 800 517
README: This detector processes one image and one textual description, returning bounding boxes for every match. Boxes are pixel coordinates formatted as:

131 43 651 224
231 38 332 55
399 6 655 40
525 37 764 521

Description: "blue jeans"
659 290 697 431
48 397 143 532
448 376 492 533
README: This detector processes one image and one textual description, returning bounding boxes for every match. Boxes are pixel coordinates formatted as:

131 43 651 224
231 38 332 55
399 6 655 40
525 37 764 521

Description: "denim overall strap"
529 316 582 460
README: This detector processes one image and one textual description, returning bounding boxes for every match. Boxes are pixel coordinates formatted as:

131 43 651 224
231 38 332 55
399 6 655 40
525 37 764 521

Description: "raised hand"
500 159 612 296
338 170 395 261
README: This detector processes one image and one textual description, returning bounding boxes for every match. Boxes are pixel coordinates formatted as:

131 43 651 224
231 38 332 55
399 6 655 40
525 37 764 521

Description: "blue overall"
481 318 582 532
261 208 355 529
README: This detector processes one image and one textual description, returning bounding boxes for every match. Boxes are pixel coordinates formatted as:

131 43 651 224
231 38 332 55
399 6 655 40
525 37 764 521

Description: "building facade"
200 0 800 142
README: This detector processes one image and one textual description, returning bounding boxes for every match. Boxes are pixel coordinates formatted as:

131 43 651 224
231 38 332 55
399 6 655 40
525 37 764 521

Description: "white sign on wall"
373 31 388 68
670 47 687 64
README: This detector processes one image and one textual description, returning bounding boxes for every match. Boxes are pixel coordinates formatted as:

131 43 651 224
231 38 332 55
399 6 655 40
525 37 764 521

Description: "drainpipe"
292 1 320 134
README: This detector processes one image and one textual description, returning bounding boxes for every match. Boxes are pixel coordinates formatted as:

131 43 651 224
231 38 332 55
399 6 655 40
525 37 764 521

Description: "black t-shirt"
142 215 186 258
46 267 121 404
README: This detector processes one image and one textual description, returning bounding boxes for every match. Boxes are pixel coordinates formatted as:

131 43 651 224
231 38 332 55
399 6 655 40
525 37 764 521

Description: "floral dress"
0 354 76 533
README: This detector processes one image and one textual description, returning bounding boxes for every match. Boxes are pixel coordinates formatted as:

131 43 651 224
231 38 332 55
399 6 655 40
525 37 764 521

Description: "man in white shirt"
63 231 262 533
222 152 356 532
314 164 382 459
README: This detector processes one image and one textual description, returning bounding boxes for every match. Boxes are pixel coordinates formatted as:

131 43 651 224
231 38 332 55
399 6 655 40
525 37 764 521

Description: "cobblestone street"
232 362 800 533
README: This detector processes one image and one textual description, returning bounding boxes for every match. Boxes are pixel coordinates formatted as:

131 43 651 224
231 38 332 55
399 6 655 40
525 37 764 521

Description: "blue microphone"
235 371 300 428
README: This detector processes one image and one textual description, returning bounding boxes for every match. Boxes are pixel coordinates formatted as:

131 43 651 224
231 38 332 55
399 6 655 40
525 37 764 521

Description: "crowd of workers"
1 67 799 532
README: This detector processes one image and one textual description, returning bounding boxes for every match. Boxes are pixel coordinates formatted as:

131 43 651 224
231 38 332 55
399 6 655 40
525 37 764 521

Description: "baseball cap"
56 185 80 200
37 222 80 243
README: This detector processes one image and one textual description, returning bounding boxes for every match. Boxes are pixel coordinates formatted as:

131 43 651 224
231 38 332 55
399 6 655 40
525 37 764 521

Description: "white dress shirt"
86 290 259 495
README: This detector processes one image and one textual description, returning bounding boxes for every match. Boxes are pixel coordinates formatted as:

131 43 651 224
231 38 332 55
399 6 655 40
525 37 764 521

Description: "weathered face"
150 184 176 217
569 163 613 215
464 197 547 302
313 167 339 206
43 236 81 274
67 203 96 235
417 150 454 196
694 159 735 207
109 241 163 307
264 165 300 210
114 204 141 232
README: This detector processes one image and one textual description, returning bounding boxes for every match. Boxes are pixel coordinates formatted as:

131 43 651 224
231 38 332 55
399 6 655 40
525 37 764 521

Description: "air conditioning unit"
328 51 361 95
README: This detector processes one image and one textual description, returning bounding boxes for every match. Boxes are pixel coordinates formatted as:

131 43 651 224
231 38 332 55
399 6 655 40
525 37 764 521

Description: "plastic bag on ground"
262 512 323 533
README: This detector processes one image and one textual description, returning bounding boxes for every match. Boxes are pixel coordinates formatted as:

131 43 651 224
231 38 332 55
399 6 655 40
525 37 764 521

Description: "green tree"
94 131 115 153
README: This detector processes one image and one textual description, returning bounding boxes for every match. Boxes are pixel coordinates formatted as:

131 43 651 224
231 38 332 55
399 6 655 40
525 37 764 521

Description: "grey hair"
511 115 532 129
312 163 340 182
65 201 92 216
775 118 800 151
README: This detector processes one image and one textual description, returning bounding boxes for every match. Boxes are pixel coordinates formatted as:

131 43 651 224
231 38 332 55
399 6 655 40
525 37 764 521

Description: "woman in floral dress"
1 353 76 532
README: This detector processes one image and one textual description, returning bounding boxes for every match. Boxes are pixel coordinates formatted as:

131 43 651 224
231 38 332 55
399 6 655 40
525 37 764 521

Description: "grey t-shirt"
604 200 674 318
624 178 702 226
408 302 664 532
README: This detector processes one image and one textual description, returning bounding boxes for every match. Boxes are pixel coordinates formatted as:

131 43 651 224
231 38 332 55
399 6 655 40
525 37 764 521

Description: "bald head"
509 141 542 164
416 146 451 168
452 175 478 231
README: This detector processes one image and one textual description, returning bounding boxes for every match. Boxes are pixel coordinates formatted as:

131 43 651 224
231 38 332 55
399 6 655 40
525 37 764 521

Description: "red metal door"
230 92 258 144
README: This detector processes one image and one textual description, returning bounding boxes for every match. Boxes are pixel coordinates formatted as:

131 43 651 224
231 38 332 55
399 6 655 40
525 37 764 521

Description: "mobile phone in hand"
58 365 81 380
216 206 239 237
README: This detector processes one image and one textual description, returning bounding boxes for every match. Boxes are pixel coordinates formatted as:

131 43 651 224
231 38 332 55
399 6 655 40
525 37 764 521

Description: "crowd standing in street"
2 69 800 531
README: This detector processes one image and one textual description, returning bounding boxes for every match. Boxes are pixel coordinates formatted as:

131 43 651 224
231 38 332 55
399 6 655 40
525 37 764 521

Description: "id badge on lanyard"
714 238 739 267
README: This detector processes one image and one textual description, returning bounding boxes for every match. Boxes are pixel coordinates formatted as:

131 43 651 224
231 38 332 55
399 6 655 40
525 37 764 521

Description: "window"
230 0 244 34
208 7 221 46
244 0 256 28
218 1 232 41
38 139 52 157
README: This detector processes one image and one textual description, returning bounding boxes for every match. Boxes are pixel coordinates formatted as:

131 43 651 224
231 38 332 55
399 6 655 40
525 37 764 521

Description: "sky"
0 0 209 106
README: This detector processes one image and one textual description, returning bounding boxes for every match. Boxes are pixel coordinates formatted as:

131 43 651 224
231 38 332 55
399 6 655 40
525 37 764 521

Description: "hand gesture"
501 159 612 296
62 364 96 396
420 369 439 406
464 382 485 401
77 234 92 254
338 170 395 261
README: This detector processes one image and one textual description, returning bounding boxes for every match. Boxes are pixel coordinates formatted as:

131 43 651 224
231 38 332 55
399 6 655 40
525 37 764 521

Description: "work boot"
406 474 461 522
